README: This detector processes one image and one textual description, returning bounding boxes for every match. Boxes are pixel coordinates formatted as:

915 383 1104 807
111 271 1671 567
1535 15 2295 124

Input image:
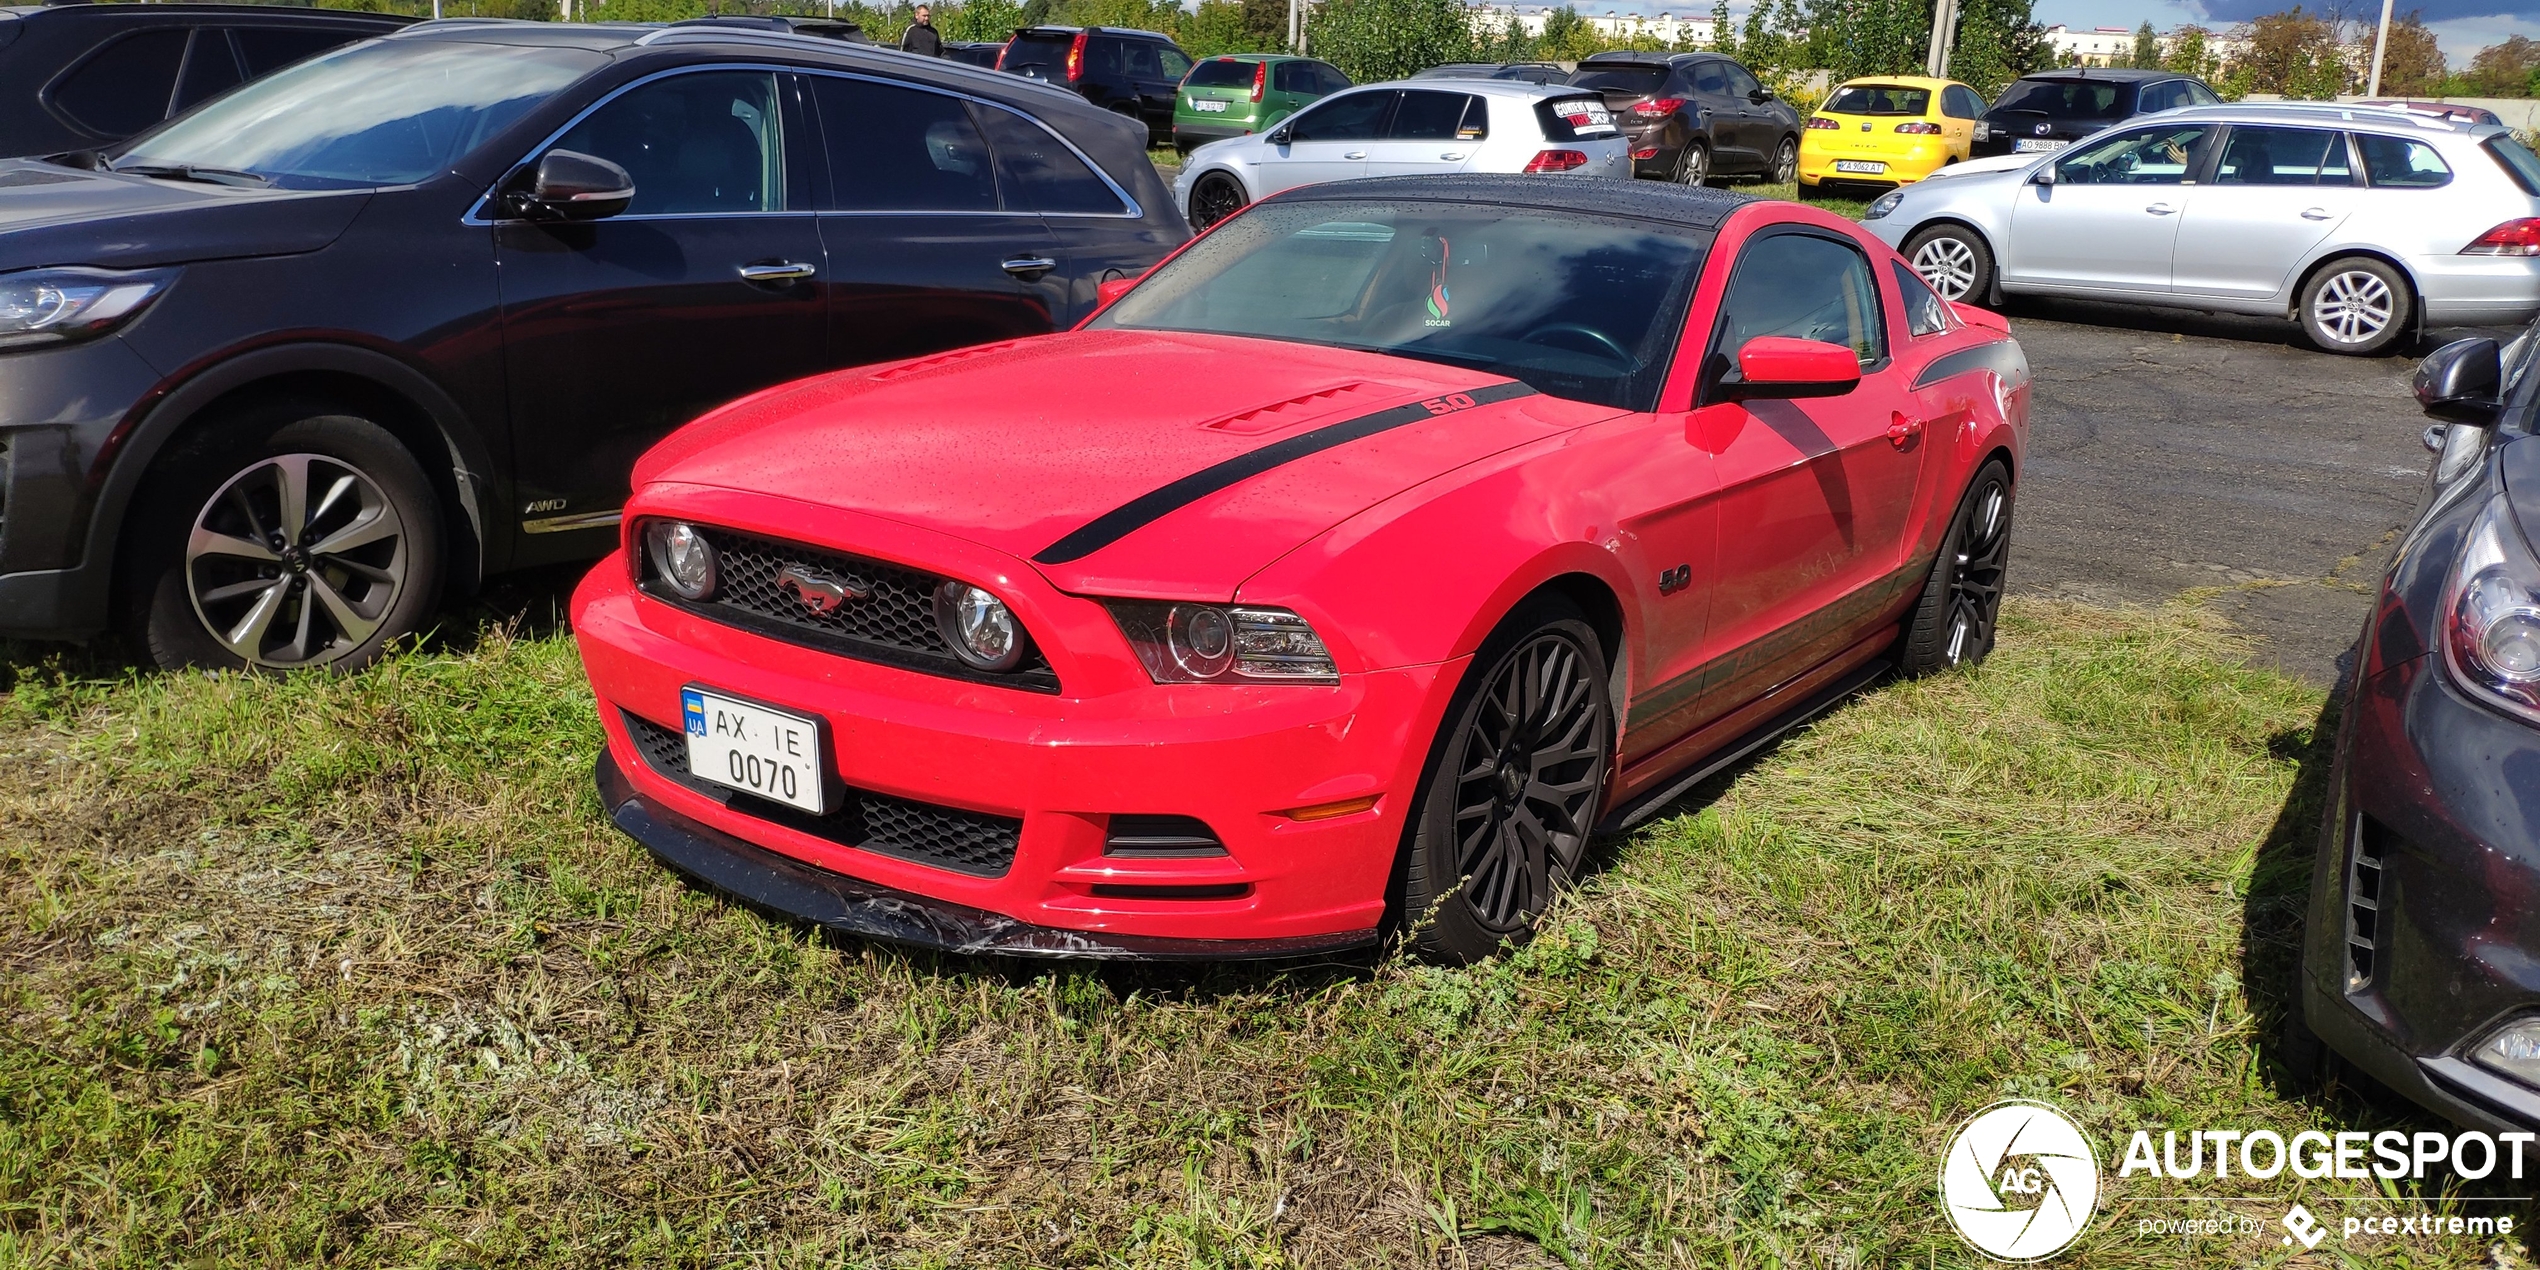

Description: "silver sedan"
1861 102 2540 354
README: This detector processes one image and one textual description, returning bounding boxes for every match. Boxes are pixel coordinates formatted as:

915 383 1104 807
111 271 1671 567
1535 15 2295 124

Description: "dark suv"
0 2 410 159
1567 51 1802 186
1970 68 2220 158
0 21 1184 670
998 26 1191 145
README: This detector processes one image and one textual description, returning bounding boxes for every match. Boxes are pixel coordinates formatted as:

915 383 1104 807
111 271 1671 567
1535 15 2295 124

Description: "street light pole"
2365 0 2396 97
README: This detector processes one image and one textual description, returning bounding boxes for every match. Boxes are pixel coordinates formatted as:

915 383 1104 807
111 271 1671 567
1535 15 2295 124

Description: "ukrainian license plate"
1192 97 1227 113
1834 159 1887 174
2014 138 2069 153
682 686 826 813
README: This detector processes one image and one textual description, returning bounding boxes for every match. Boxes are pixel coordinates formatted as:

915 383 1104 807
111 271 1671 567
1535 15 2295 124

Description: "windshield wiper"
110 162 271 188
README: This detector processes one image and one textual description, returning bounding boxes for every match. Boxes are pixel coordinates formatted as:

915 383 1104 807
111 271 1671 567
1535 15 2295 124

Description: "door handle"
737 261 816 282
2145 202 2176 215
1886 412 1924 448
2300 206 2335 220
1343 150 1366 159
1001 256 1058 280
1440 151 1466 160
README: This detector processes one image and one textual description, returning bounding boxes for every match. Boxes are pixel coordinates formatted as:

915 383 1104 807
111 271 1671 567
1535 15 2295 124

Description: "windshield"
1091 201 1707 410
1991 78 2129 119
1826 84 1931 115
1568 65 1668 94
119 39 600 188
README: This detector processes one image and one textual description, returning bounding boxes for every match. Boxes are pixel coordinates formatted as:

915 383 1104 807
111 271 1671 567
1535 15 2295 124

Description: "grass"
0 600 2520 1267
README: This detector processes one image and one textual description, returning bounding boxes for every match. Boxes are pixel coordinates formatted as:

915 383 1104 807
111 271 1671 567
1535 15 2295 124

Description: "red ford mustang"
570 175 2030 963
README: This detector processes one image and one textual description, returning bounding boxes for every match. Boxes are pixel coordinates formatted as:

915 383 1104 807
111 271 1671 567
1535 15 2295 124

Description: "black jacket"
899 22 942 55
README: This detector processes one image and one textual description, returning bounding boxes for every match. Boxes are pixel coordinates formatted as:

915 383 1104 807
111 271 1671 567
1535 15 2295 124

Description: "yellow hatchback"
1797 75 1987 192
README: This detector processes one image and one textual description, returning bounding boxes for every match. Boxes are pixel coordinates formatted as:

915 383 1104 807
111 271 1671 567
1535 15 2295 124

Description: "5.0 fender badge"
776 563 869 615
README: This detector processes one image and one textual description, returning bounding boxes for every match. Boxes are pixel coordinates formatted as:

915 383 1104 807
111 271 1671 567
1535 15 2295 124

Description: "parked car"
1411 62 1567 85
1797 74 1987 192
1969 67 2218 160
0 2 410 159
1863 103 2540 355
0 22 1184 670
1174 81 1629 230
1565 51 1802 186
2293 320 2540 1130
1171 53 1348 155
571 174 2030 963
945 40 1004 68
998 26 1191 146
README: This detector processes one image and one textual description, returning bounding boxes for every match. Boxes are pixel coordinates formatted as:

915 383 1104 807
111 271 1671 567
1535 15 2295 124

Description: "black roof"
1012 24 1176 40
2019 67 2183 81
1260 172 1755 232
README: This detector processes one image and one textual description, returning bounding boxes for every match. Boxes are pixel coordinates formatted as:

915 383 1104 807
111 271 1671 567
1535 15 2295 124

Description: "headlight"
2443 493 2540 722
1106 601 1337 684
643 520 719 601
0 267 172 350
935 581 1025 671
1864 190 1904 220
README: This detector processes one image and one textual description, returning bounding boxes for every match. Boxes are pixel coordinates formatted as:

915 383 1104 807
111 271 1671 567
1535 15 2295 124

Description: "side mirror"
1095 271 1142 307
512 149 634 222
1749 87 1774 104
1720 336 1862 401
2028 163 2057 186
2415 336 2503 425
1269 125 1294 145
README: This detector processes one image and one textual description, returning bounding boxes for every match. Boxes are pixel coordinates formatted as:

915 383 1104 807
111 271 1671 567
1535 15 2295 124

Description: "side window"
1155 44 1192 81
1274 61 1308 94
1892 261 1953 337
2184 81 2220 106
2054 124 2206 185
2137 82 2180 113
2213 126 2351 185
234 25 353 76
2358 133 2452 188
1943 85 1984 119
1086 35 1124 77
557 71 784 215
173 30 243 112
1722 63 1762 99
1285 90 1392 141
47 28 188 136
808 76 993 213
1389 90 1480 140
1314 62 1351 93
1692 61 1729 96
978 105 1128 214
1713 231 1886 373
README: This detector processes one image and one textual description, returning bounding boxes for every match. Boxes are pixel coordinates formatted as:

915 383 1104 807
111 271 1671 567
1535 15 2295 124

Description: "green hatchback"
1171 54 1350 154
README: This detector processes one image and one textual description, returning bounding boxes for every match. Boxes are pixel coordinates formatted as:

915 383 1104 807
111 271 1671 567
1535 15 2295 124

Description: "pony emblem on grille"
776 563 868 614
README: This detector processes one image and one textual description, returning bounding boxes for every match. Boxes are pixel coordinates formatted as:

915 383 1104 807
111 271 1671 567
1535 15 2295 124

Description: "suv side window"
558 70 785 215
1086 34 1125 78
1942 85 1985 119
2055 123 2207 185
1152 42 1192 81
2358 133 2452 188
977 105 1128 214
1691 60 1729 95
2214 125 2353 185
1713 231 1886 374
1285 89 1392 141
48 28 188 136
1389 90 1483 140
809 75 995 213
1722 62 1762 99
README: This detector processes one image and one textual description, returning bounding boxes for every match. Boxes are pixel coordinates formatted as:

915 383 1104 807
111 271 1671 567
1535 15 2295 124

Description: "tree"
2465 35 2540 97
1946 0 2047 95
1304 0 1470 82
2162 25 2221 82
2368 11 2445 96
940 0 1022 41
2130 20 2160 69
2229 8 2349 100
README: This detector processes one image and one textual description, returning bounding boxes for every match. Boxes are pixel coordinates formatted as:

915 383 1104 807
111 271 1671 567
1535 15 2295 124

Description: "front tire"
1400 598 1613 964
120 404 443 673
2299 256 2411 356
1902 222 1995 304
1188 171 1247 231
1897 459 2013 677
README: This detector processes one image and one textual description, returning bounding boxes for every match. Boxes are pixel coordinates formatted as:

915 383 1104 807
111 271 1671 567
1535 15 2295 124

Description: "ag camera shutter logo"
1940 1100 2099 1260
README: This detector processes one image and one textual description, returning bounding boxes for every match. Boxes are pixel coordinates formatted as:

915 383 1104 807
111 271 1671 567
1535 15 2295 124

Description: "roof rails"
2176 99 2463 131
387 17 543 35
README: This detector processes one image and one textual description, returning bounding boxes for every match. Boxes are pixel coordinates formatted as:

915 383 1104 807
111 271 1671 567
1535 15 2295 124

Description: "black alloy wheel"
1898 459 2013 676
1673 140 1710 186
1401 597 1612 963
1768 136 1798 184
1188 172 1247 231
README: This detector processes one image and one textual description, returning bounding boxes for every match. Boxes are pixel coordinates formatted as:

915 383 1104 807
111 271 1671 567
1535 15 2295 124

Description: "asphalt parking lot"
2002 300 2521 685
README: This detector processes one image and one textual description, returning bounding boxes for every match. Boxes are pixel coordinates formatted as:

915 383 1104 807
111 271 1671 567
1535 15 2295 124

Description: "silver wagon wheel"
2311 267 2394 347
1913 235 1980 301
185 453 411 668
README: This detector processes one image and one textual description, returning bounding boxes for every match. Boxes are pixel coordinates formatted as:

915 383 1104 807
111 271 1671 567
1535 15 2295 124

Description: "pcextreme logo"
1940 1100 2101 1261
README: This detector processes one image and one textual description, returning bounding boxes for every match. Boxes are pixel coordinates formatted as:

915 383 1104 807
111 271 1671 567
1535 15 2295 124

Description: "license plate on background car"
1192 98 1227 112
1834 160 1887 174
2014 138 2069 153
682 687 826 813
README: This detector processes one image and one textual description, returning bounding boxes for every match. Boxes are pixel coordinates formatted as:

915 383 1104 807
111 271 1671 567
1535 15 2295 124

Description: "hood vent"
867 340 1022 383
1202 382 1381 436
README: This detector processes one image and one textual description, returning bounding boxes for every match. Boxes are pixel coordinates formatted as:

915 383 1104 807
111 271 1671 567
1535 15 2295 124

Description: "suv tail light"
1805 116 1839 129
1250 58 1266 102
1065 29 1087 82
2462 218 2540 256
1631 97 1684 118
1895 121 1943 134
1523 149 1588 172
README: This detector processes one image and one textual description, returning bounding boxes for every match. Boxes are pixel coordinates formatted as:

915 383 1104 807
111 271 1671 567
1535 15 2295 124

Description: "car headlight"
643 520 719 601
2443 492 2540 722
0 266 172 350
1864 190 1904 220
935 581 1025 671
1106 601 1337 683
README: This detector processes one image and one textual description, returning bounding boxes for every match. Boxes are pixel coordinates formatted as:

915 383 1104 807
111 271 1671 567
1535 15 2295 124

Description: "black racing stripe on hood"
1912 339 2028 391
1033 380 1537 565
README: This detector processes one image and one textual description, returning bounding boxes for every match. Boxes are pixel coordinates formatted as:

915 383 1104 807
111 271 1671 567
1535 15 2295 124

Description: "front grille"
641 523 1058 693
2345 813 2391 993
620 710 1022 878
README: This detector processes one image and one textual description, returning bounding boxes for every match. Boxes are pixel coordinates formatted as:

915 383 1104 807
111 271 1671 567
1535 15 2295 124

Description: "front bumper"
572 549 1456 952
2303 650 2540 1131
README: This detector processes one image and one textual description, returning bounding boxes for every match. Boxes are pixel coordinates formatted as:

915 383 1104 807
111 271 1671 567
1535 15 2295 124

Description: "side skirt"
1593 656 1892 835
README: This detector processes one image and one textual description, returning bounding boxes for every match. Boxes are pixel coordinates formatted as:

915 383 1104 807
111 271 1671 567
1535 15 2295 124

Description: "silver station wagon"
1861 102 2540 354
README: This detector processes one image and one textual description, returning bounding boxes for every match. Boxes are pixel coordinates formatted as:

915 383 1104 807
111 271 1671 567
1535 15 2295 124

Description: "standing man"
900 5 944 56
